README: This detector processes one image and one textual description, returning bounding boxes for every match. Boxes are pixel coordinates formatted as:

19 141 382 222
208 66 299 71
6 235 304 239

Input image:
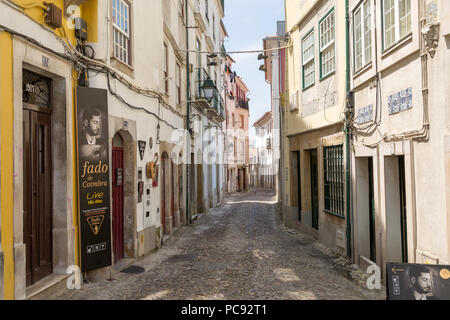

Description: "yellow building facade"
0 0 99 299
283 0 350 254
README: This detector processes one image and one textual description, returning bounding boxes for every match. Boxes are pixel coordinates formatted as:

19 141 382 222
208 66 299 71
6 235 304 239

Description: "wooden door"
310 149 319 230
112 146 124 263
368 157 376 262
161 155 167 234
23 109 53 286
171 161 175 227
398 156 408 263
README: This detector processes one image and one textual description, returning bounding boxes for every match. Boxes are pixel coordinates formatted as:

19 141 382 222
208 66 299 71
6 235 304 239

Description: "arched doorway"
112 132 124 263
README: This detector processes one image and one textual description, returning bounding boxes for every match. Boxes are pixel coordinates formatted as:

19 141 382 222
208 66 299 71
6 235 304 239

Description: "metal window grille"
323 145 345 218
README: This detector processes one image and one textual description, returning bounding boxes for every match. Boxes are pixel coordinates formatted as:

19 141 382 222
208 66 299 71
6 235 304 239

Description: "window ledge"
381 33 413 59
302 83 314 92
320 71 335 82
324 209 345 219
353 62 372 79
111 57 135 78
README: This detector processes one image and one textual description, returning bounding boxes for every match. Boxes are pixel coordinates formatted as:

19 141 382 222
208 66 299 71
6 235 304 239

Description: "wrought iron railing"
237 98 249 110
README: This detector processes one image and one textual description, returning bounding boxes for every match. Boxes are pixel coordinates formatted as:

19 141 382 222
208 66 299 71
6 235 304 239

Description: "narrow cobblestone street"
55 189 384 300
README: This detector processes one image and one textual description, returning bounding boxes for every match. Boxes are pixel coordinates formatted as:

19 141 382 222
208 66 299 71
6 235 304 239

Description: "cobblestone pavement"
55 189 385 300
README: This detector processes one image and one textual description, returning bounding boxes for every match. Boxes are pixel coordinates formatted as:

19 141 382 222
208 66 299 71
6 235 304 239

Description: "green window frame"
302 29 315 90
353 0 372 73
382 0 411 51
319 8 335 80
323 145 345 218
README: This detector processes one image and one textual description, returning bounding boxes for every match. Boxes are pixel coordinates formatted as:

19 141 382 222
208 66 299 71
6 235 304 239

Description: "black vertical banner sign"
76 87 112 272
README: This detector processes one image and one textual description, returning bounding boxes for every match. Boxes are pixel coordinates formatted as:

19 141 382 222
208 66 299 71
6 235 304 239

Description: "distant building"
253 112 275 189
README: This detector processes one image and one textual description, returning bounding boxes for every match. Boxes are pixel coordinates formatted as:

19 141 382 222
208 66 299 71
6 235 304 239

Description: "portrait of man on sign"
79 108 107 160
405 265 438 300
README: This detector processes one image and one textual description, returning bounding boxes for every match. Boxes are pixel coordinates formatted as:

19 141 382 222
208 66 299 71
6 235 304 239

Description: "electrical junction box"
75 18 88 41
44 3 62 28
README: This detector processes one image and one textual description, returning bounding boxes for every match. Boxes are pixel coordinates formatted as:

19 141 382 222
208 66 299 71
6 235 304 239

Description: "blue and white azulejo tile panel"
388 87 413 115
356 105 373 124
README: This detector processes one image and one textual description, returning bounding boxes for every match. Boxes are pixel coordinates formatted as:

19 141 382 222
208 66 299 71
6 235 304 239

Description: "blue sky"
223 0 285 143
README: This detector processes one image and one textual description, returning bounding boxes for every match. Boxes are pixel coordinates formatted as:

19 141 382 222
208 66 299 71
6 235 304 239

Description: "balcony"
194 68 213 110
212 91 225 122
194 68 223 122
237 98 249 110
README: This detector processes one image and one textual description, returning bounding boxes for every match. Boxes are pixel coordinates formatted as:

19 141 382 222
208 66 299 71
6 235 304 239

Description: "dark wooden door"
368 157 376 262
161 155 167 234
398 156 408 263
112 147 124 263
23 109 53 286
171 161 175 227
310 149 319 230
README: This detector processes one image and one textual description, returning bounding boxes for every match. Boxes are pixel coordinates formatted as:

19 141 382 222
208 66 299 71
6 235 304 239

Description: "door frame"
23 106 54 286
112 134 125 263
310 149 319 230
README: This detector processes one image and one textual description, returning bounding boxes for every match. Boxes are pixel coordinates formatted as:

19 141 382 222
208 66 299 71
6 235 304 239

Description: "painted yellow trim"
10 0 99 45
72 72 80 267
0 31 16 300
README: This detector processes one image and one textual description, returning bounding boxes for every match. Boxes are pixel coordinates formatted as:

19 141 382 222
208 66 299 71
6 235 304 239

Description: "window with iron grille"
323 145 344 218
112 0 130 65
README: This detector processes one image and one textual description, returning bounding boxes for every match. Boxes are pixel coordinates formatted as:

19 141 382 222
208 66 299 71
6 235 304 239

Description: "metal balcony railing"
194 68 224 121
237 98 249 110
195 67 209 99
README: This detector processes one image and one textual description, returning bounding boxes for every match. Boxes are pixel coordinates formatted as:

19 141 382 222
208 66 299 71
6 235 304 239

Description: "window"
302 29 315 89
232 113 235 127
323 145 344 218
196 38 201 97
213 14 216 42
164 43 169 94
112 0 131 65
319 9 335 79
176 63 181 105
240 115 244 129
383 0 411 50
354 0 372 72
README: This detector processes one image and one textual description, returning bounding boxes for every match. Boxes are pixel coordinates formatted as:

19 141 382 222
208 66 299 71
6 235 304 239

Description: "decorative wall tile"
356 105 373 124
388 87 412 115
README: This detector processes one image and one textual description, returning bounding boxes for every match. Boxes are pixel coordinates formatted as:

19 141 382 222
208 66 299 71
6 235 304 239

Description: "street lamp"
202 77 216 102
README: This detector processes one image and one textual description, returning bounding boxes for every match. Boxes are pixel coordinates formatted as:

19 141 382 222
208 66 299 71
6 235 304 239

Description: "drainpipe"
345 0 353 259
185 0 191 225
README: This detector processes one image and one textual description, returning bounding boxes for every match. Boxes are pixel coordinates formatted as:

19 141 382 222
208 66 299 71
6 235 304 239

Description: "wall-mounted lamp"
258 53 269 60
202 77 216 102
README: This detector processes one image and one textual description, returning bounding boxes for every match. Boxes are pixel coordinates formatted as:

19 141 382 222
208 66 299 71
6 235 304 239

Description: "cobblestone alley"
54 189 385 300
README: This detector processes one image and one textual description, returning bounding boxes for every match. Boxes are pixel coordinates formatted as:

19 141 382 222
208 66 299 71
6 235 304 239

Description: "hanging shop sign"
76 87 112 273
138 140 146 161
386 263 450 300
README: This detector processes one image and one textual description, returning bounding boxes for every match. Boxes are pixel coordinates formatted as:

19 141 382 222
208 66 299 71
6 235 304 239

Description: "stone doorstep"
26 273 71 300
